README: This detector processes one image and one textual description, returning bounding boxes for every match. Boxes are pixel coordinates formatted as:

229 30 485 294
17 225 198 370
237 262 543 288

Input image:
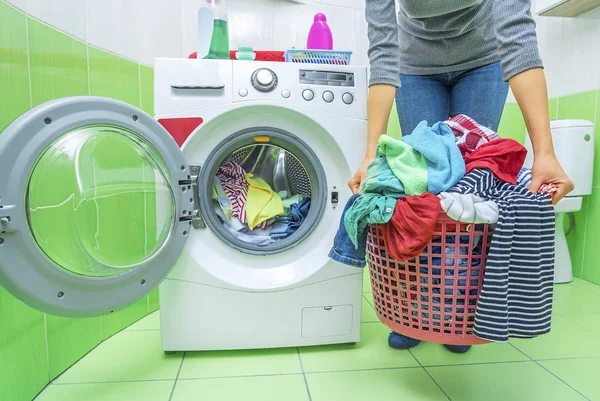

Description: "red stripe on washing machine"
158 117 204 147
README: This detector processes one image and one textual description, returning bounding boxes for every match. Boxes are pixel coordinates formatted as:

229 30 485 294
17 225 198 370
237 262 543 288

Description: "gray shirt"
367 0 543 87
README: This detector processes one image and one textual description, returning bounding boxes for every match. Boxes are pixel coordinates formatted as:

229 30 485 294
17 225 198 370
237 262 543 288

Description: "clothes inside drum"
210 144 312 247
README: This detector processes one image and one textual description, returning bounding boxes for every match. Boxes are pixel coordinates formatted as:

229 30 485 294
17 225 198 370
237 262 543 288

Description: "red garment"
463 139 526 184
383 193 442 261
445 114 500 156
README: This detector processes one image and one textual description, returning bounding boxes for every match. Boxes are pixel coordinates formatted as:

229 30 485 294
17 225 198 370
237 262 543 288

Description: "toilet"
524 120 595 284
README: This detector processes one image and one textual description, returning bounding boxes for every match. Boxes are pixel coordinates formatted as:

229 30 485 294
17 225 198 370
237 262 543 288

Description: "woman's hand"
348 157 374 194
529 153 574 204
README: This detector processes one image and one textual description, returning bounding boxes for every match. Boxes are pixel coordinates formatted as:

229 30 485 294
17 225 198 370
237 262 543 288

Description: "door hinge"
178 164 206 229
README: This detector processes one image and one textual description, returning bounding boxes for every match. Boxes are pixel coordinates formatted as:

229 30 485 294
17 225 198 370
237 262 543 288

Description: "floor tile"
571 278 600 296
126 311 160 331
510 316 600 360
410 340 529 367
179 348 302 379
172 375 308 401
36 381 173 401
361 296 379 323
55 331 182 383
362 267 372 293
299 323 419 372
540 357 600 401
364 291 374 305
429 362 587 401
562 313 600 335
553 284 600 314
307 368 448 401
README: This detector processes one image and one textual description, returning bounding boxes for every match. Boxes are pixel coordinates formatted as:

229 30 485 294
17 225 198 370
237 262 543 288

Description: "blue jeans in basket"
391 62 508 353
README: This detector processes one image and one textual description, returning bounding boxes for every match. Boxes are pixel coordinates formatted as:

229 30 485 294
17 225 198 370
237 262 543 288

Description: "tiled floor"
35 273 600 401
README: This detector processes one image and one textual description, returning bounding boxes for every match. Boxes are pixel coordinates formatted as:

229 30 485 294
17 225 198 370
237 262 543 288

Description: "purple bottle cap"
314 13 327 22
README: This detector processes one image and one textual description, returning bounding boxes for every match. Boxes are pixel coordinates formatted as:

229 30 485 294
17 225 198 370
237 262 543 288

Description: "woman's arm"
494 0 573 202
349 0 399 194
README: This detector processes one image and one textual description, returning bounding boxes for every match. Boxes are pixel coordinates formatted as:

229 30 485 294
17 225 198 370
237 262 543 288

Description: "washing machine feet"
164 351 176 355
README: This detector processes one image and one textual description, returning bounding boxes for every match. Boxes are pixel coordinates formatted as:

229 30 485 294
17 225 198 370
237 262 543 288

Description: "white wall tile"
182 0 203 57
139 0 183 65
227 0 277 50
6 0 86 40
535 16 565 99
314 0 364 10
558 16 600 96
86 0 140 61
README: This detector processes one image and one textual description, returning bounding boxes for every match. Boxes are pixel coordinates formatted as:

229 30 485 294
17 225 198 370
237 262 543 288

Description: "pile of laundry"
213 160 310 246
329 115 557 342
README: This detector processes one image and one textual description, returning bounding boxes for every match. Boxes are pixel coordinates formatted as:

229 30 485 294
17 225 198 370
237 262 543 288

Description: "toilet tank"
523 120 594 197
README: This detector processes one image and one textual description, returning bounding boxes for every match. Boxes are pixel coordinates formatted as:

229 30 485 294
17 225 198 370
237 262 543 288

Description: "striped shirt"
448 168 555 342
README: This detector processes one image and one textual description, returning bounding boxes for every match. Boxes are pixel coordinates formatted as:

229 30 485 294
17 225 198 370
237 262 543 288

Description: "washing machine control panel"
251 68 278 92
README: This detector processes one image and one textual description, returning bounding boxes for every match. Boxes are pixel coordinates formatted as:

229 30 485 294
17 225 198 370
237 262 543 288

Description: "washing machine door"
0 96 192 317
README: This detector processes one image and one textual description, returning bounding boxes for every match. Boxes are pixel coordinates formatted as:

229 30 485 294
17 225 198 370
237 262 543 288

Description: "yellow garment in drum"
245 174 284 230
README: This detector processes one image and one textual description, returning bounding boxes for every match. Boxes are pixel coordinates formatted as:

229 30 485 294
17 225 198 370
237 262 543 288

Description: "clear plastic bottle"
197 0 230 60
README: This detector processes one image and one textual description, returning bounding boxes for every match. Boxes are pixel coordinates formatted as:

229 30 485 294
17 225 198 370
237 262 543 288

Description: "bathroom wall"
0 1 162 400
182 0 368 65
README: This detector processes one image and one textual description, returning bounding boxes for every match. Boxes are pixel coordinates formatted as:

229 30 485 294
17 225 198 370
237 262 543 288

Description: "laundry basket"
366 214 495 345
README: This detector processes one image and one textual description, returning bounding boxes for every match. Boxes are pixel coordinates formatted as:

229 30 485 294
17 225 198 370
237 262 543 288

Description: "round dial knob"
322 91 334 103
302 89 315 101
342 92 354 105
251 68 278 92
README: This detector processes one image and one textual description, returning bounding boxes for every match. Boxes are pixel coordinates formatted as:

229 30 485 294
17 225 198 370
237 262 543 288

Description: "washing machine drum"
197 127 327 256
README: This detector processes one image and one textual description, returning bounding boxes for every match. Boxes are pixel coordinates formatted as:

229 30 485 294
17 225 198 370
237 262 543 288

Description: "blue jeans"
329 194 367 268
396 62 509 136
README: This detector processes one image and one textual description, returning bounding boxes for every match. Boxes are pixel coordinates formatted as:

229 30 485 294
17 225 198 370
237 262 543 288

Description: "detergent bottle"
306 13 333 50
198 0 230 59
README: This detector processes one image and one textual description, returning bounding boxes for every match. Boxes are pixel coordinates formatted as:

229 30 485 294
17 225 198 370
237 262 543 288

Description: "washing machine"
0 58 367 352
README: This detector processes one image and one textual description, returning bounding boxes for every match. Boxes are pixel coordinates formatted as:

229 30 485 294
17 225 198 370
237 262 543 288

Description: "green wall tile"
149 289 160 312
565 197 589 278
27 18 88 106
45 315 102 380
548 98 558 120
497 102 526 143
0 2 30 132
595 91 600 187
583 189 600 285
101 297 149 339
0 287 48 401
387 101 401 139
89 46 140 107
557 91 597 121
140 65 154 116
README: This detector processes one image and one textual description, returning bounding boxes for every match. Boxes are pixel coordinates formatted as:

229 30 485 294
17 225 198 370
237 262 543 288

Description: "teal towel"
378 135 428 196
402 121 466 194
345 154 406 248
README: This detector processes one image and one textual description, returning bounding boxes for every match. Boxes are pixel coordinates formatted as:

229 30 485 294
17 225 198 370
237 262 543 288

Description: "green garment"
282 194 304 216
378 134 428 196
345 155 406 248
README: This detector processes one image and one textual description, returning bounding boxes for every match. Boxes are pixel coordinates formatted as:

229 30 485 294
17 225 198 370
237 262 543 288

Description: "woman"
349 0 574 353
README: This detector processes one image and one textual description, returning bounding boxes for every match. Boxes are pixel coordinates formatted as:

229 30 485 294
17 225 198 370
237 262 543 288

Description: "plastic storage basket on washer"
366 213 495 345
284 49 352 65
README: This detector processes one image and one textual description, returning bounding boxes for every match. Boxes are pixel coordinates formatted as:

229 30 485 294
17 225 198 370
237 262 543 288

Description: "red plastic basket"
366 213 495 345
